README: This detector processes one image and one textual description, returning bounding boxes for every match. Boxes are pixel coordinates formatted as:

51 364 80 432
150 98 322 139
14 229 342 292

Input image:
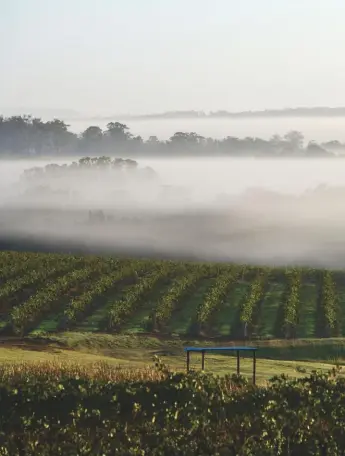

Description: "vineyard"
0 250 345 339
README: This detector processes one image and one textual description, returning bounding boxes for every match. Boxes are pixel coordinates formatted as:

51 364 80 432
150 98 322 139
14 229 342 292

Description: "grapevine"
197 265 242 326
155 265 210 329
283 268 301 338
321 270 338 336
240 269 268 325
63 260 151 325
105 262 175 330
10 259 114 335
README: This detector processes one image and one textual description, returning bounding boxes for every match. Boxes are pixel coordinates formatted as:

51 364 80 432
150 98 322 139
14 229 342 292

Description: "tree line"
0 114 340 157
114 107 345 119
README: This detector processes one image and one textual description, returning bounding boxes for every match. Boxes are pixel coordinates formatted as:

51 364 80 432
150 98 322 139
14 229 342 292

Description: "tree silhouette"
284 130 304 150
106 122 131 141
0 114 335 158
82 126 103 141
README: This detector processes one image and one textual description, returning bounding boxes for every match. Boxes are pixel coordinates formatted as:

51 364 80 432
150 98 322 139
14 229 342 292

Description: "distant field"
0 250 343 340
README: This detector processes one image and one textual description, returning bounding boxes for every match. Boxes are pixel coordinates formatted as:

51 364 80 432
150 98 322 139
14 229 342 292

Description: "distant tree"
147 135 159 144
284 130 304 149
305 141 330 157
95 156 112 167
131 135 144 153
0 112 339 158
81 126 103 141
124 158 138 169
269 134 282 146
219 136 241 155
36 118 77 155
46 119 69 132
168 132 205 153
20 156 151 186
321 140 345 152
105 122 131 141
0 115 31 154
103 122 132 154
80 126 104 155
78 156 93 167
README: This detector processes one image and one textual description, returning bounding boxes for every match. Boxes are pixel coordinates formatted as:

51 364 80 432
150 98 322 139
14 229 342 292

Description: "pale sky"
1 0 345 115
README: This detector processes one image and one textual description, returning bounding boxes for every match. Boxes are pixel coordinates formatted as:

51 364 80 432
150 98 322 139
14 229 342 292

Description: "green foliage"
240 270 268 325
283 268 302 338
9 256 117 335
321 271 339 336
62 259 139 326
0 255 81 302
0 360 344 454
197 266 242 329
154 264 209 329
2 252 345 339
105 261 177 330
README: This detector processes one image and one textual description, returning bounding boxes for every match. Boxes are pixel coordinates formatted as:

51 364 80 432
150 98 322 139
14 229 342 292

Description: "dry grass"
0 341 343 384
0 359 168 383
0 359 259 394
0 354 342 388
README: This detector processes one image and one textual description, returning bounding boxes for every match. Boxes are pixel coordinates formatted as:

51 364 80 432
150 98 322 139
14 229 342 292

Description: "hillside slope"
0 251 343 339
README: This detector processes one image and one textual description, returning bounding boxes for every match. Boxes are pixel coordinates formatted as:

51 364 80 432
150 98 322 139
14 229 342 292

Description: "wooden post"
253 350 256 385
201 350 205 370
236 350 240 375
186 350 190 373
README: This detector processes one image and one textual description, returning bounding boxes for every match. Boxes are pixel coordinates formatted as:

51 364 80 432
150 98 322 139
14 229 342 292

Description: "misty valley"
5 1 345 453
1 155 345 268
5 1 345 452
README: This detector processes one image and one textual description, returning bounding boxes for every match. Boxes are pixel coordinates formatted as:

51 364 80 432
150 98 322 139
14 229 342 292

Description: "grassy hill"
0 250 343 340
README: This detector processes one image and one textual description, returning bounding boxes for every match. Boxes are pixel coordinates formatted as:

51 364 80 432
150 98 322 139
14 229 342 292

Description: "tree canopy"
0 114 338 158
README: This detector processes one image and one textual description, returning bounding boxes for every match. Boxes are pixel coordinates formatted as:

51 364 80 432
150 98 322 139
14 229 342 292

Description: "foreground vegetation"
0 358 343 455
2 248 345 454
1 251 345 340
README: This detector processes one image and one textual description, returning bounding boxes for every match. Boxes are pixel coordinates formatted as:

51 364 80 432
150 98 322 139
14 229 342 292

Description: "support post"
253 350 256 385
236 350 240 375
201 350 205 370
186 350 190 373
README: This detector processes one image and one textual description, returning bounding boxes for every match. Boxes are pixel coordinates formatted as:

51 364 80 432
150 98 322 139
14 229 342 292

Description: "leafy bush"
0 360 344 455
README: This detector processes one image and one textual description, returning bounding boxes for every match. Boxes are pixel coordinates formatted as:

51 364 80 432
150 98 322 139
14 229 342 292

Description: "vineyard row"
0 253 344 338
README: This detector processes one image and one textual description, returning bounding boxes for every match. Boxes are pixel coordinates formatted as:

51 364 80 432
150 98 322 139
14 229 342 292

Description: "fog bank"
1 157 345 268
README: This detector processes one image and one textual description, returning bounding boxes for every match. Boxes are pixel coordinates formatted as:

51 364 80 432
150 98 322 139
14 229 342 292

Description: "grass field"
0 332 345 384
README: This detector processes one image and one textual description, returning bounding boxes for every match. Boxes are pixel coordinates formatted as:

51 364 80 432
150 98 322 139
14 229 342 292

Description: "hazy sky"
1 0 345 115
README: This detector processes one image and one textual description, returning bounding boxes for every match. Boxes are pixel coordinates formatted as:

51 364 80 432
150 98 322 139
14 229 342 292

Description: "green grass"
24 331 345 364
2 332 345 383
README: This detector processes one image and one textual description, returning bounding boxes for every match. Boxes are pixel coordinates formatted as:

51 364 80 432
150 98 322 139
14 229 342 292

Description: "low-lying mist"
1 157 345 268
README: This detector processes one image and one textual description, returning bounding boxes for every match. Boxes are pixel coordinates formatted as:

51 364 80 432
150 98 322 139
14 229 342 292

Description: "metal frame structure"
184 346 258 384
